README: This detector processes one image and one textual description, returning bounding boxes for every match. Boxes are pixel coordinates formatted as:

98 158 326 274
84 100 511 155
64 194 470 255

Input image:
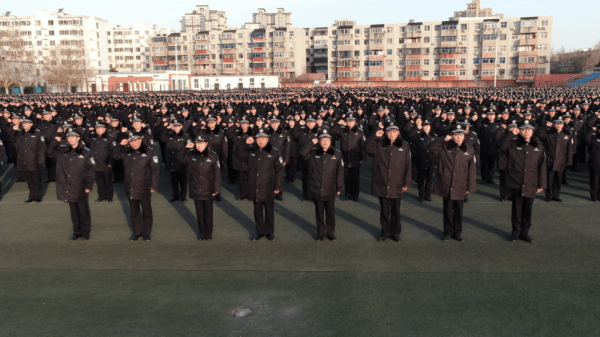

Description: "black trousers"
254 199 275 235
545 169 563 200
194 199 214 239
286 156 297 182
113 159 124 182
301 167 309 199
480 154 497 182
95 171 114 201
16 168 27 182
24 170 42 201
69 199 91 235
45 157 56 181
276 172 284 200
590 169 600 200
227 154 237 183
170 170 187 199
510 193 534 238
128 196 153 236
499 169 510 200
379 197 401 237
314 199 336 237
417 167 433 199
344 166 360 199
158 140 167 163
442 198 464 236
238 170 248 199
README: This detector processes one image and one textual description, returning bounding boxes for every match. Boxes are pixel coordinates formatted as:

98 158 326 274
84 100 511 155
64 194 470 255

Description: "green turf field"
1 155 599 336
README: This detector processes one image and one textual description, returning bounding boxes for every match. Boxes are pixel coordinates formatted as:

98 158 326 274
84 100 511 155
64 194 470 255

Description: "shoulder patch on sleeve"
279 157 283 164
153 156 159 163
90 157 96 165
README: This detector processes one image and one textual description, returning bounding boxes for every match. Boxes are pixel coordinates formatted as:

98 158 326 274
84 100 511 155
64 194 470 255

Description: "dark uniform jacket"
160 129 191 172
428 137 477 200
268 127 290 163
113 142 159 199
535 126 573 172
9 127 46 171
475 119 501 156
498 133 547 198
177 147 221 200
46 141 95 202
299 144 344 201
87 132 116 173
237 142 283 202
226 127 253 171
585 129 600 170
406 127 436 170
365 135 412 199
331 124 367 168
202 127 228 162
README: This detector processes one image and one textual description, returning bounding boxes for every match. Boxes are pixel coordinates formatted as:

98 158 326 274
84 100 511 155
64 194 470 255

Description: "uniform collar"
316 146 335 155
383 137 403 147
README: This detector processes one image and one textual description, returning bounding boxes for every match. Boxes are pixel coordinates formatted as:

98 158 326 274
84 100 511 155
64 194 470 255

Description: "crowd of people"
1 87 599 243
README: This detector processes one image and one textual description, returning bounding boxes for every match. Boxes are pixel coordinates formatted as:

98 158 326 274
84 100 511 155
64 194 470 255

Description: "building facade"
306 0 552 83
180 5 227 33
252 8 292 28
107 23 174 72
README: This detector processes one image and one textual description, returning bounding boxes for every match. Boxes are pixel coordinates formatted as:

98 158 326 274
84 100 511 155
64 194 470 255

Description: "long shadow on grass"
157 186 200 238
218 181 258 238
273 202 317 237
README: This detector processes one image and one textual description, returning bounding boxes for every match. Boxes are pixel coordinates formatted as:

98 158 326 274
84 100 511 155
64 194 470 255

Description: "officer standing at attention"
10 116 46 203
237 128 284 242
113 133 160 242
365 121 412 242
46 129 95 240
499 120 547 243
177 135 221 241
300 129 344 242
428 125 477 242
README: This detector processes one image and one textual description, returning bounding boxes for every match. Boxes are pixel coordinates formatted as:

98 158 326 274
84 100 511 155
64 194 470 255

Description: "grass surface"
1 153 599 336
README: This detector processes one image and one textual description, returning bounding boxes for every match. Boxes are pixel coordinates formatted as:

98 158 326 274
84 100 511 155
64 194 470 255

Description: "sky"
4 0 599 51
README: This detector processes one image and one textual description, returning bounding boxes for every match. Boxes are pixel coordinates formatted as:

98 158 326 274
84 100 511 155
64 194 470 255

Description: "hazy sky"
5 0 599 51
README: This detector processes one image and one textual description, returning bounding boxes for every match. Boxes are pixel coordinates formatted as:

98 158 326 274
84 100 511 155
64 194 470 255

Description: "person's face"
207 121 216 129
520 128 533 140
554 122 564 132
256 136 269 148
447 114 455 121
347 120 356 129
241 123 249 132
43 114 52 121
316 119 323 127
423 124 431 133
386 129 399 142
306 121 316 129
130 138 142 150
488 114 496 122
271 121 280 130
95 127 105 136
319 137 331 150
22 121 32 130
195 141 208 152
67 135 80 147
111 120 119 128
133 121 142 130
452 133 465 145
173 125 183 133
75 118 83 125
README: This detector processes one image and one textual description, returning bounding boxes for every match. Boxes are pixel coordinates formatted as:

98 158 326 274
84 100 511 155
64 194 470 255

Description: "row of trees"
0 28 87 94
550 39 600 74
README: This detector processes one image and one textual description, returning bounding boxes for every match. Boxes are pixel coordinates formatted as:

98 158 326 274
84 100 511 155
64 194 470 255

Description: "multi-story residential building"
107 23 174 72
252 8 292 28
306 0 552 84
0 8 109 89
180 5 227 33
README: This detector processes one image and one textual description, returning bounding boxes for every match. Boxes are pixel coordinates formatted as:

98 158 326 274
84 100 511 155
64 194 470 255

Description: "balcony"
406 54 422 59
196 60 209 65
253 47 264 53
517 75 535 81
338 45 353 51
441 30 457 36
405 31 422 38
253 57 265 62
481 63 496 69
252 36 264 42
519 50 538 57
196 69 212 74
368 55 384 61
222 68 236 74
406 42 422 48
196 50 208 54
168 51 177 56
440 42 456 48
223 49 236 54
440 64 457 70
222 58 235 63
440 76 459 81
517 39 537 46
154 60 165 65
405 76 421 81
406 65 421 70
519 63 536 68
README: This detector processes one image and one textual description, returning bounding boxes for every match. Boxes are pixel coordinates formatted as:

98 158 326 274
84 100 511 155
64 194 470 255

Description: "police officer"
428 125 477 241
332 114 367 202
177 135 221 240
406 119 436 202
474 110 500 184
201 114 228 201
293 115 319 200
46 129 95 240
237 128 284 241
584 123 600 201
113 133 160 242
300 129 344 241
536 116 573 202
161 119 191 202
87 122 115 202
10 116 46 202
227 117 253 200
268 117 290 201
499 120 547 243
365 122 412 242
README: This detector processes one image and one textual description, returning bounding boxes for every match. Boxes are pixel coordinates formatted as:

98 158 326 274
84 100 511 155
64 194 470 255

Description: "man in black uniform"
332 114 366 202
365 122 412 242
585 123 600 201
536 116 573 202
474 111 500 184
237 128 284 241
161 119 191 202
267 117 290 201
113 133 160 242
46 129 95 240
428 125 477 241
499 120 546 243
87 122 115 202
177 135 221 240
300 129 344 241
405 119 436 202
10 116 46 202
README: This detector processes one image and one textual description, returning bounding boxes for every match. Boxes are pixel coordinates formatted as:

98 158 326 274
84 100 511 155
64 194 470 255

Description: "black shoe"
316 236 324 242
464 197 469 203
425 197 432 202
252 235 263 242
377 235 387 242
562 181 569 186
82 234 90 241
143 235 151 242
453 234 463 242
327 234 336 241
24 199 34 203
44 179 52 183
391 235 401 242
197 236 203 241
266 234 277 241
545 197 551 202
168 197 179 202
181 199 187 203
95 199 105 202
276 197 284 201
129 235 141 241
591 197 597 202
500 197 507 202
205 237 212 241
442 235 450 242
107 200 113 203
235 197 246 201
418 197 424 202
69 233 81 241
510 235 517 243
523 236 534 243
552 197 562 202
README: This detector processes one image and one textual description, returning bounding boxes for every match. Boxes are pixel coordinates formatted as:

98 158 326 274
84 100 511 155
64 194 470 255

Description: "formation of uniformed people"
1 87 600 244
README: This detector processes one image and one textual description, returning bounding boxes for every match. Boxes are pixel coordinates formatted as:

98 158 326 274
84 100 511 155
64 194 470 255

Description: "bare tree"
0 28 36 94
41 40 87 92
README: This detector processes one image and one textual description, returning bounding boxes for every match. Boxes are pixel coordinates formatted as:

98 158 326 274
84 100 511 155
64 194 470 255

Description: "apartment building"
306 0 552 83
180 5 227 33
151 20 307 79
252 8 292 28
108 23 174 72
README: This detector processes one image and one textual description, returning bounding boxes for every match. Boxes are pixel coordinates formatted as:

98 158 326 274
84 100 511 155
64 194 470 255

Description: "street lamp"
171 36 181 90
493 29 499 88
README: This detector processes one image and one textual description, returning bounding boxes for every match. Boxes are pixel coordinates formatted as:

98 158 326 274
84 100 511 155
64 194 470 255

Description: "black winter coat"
237 142 283 202
498 133 547 198
9 127 46 171
113 142 160 199
299 144 344 201
46 141 95 202
177 147 221 200
160 129 191 172
331 124 366 168
428 137 477 200
364 135 412 198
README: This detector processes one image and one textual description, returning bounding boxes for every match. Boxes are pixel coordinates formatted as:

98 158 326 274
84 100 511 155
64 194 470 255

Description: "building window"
423 70 429 76
460 69 466 75
473 58 480 64
538 67 546 74
501 22 507 28
423 59 429 65
541 32 547 39
461 24 467 30
540 44 547 51
541 20 549 27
